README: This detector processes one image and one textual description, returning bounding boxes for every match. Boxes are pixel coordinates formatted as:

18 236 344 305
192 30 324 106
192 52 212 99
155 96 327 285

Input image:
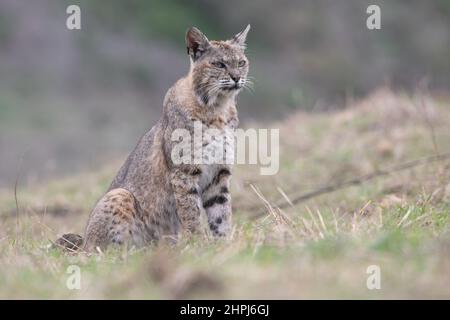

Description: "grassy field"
0 88 449 299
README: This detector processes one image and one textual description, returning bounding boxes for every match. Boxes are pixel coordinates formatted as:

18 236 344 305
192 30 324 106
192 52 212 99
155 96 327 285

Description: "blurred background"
1 0 450 187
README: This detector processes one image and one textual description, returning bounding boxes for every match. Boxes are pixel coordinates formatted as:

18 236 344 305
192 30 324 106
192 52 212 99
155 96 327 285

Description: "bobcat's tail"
53 233 84 252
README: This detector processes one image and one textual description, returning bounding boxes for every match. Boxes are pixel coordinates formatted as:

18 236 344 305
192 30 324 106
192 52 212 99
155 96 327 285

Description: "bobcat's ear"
231 24 251 50
186 27 210 61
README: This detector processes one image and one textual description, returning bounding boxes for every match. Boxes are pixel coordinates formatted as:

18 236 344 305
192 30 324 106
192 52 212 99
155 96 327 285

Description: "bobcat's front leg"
170 165 205 235
202 166 232 238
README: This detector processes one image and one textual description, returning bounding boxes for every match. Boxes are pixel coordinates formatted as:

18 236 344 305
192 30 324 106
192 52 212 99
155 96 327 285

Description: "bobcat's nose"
230 75 240 84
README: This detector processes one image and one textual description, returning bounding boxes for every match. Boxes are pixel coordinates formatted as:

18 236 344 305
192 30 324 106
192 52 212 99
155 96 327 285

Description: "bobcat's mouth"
222 83 242 91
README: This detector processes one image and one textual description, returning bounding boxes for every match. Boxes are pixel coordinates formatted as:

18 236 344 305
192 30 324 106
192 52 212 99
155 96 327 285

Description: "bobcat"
56 25 251 251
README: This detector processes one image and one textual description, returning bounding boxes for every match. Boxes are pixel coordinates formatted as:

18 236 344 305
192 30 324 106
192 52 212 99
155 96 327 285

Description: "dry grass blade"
276 186 294 207
397 207 413 228
316 209 328 234
305 206 324 239
249 183 277 221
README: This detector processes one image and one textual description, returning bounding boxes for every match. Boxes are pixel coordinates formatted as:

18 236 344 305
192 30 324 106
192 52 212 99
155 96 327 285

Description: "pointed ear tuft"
231 24 251 49
186 27 210 61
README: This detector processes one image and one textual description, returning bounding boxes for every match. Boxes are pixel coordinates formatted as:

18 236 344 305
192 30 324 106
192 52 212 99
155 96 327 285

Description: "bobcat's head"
186 25 251 107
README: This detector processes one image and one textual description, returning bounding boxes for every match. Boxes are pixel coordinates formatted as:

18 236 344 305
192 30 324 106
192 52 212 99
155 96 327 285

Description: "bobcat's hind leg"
84 188 145 251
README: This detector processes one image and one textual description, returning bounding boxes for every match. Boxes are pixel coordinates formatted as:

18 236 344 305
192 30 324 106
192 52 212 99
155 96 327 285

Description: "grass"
0 88 449 299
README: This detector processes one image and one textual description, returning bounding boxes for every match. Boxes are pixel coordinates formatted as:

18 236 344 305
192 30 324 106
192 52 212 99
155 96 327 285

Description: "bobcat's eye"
238 60 246 67
212 61 226 69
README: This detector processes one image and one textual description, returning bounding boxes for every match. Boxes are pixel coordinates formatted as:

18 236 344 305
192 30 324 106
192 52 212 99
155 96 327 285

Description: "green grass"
0 89 449 299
